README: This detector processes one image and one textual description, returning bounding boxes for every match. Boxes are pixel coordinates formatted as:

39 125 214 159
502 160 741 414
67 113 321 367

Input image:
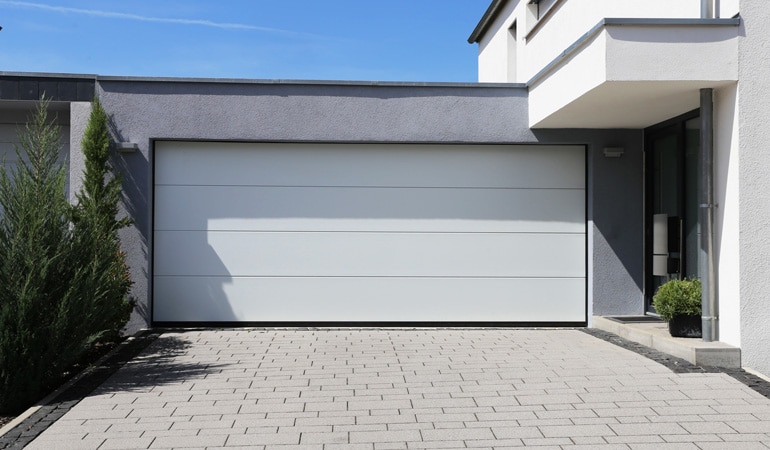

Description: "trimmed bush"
652 278 702 322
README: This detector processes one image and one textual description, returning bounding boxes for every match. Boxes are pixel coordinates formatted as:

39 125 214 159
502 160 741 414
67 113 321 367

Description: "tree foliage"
0 97 133 414
70 96 133 342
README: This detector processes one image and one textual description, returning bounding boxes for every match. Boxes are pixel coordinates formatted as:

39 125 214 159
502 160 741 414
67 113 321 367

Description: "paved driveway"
23 329 770 449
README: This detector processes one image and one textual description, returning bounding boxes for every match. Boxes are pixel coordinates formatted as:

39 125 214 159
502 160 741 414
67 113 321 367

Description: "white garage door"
153 141 585 323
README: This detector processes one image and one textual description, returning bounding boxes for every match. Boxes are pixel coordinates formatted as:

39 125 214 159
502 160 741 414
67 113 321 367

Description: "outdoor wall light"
114 142 139 153
603 147 624 158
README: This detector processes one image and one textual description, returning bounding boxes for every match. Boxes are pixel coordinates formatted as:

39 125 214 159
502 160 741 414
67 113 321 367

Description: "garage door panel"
153 141 586 323
155 142 585 189
155 185 585 233
154 231 585 278
153 277 586 322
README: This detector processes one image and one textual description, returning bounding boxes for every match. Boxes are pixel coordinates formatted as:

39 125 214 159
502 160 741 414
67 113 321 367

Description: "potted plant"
652 278 702 338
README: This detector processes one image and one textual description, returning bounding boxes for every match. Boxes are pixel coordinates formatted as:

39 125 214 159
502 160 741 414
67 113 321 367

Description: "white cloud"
0 0 316 37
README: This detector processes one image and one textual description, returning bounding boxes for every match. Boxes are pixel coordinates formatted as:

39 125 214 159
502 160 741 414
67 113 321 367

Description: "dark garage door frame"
149 139 588 328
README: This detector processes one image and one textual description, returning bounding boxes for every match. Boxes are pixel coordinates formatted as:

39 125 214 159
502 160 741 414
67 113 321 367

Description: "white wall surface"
718 0 739 18
713 83 740 347
477 0 707 83
738 0 770 377
605 26 738 82
527 22 739 128
478 0 519 82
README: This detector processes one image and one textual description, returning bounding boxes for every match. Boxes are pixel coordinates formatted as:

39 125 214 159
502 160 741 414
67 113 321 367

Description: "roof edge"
0 71 97 80
468 0 510 44
0 71 525 88
96 75 525 88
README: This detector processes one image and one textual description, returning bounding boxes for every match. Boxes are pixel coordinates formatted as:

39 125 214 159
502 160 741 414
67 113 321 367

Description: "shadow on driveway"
88 334 227 395
0 330 226 449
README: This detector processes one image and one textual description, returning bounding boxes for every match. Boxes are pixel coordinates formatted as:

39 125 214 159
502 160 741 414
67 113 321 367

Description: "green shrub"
653 278 702 322
69 96 133 344
0 97 133 414
0 98 77 413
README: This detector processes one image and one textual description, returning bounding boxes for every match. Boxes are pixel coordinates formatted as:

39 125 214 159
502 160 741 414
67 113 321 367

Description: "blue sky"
0 1 489 82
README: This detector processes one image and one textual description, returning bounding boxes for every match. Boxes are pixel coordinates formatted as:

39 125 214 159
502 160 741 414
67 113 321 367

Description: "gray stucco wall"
68 102 90 203
78 79 644 331
534 129 645 316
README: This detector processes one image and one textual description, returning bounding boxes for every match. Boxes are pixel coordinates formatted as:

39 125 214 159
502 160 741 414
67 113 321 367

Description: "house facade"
0 0 768 376
469 0 768 376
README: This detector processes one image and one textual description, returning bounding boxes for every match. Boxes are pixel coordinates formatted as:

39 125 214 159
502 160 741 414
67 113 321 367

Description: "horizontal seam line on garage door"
152 230 587 234
155 184 586 190
152 275 586 279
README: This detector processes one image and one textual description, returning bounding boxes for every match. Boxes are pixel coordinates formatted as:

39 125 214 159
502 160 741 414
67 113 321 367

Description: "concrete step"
592 315 741 368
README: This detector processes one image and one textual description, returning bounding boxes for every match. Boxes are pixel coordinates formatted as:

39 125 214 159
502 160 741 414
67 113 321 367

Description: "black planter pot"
668 314 702 338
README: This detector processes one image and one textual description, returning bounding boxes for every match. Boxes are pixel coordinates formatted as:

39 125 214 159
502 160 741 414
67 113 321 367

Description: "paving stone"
420 427 495 441
520 437 572 446
24 437 106 450
625 444 701 449
170 419 235 430
491 426 543 439
364 397 419 409
356 414 416 425
402 441 465 449
415 413 476 423
99 437 155 449
299 431 348 444
324 444 374 450
538 424 615 438
334 424 389 433
726 421 770 433
696 443 770 450
349 429 421 443
569 436 609 445
464 438 525 447
662 433 724 443
605 434 664 444
609 422 689 436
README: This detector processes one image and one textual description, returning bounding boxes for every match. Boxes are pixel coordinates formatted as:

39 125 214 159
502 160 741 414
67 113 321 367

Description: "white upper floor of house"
469 0 742 128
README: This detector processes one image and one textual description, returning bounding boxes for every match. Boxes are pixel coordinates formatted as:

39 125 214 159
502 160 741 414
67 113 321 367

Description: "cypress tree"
0 97 133 414
69 96 133 343
0 98 73 413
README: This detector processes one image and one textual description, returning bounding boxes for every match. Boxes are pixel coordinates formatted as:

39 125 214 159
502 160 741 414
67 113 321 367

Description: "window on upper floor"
507 21 517 82
526 0 559 33
537 0 558 16
526 1 539 31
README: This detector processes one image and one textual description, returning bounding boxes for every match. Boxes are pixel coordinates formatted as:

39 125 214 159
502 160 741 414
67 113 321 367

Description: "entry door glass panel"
650 133 681 300
684 118 701 280
646 115 700 311
653 134 680 218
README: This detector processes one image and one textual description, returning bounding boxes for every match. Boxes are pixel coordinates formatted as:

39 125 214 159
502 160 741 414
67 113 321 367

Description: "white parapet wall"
477 0 704 83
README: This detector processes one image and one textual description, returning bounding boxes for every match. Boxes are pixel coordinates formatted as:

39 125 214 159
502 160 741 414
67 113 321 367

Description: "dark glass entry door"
645 113 701 311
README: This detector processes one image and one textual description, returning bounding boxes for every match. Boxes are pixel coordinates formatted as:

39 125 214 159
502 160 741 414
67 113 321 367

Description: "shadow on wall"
153 228 235 322
109 117 236 325
109 118 152 327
